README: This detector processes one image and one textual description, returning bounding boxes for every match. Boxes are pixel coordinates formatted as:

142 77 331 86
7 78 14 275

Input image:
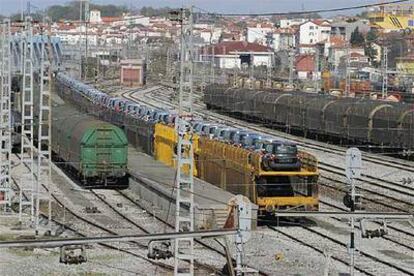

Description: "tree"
366 29 378 43
350 27 365 47
47 2 128 21
365 29 379 67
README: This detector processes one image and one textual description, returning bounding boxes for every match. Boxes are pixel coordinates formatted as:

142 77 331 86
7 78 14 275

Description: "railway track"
13 144 266 275
10 169 175 274
109 84 414 272
89 189 226 275
122 86 414 212
12 153 221 274
127 84 414 268
267 224 414 276
126 172 269 275
319 199 414 252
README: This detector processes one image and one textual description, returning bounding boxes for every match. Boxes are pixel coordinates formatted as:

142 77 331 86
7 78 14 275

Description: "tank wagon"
204 84 414 153
52 103 129 188
55 73 320 215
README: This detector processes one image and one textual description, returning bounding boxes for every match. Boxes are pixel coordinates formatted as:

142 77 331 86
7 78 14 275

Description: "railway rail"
120 84 414 273
267 224 414 276
11 153 221 275
123 85 414 211
319 199 414 252
10 163 175 274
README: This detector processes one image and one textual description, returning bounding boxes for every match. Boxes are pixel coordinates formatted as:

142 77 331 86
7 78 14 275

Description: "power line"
194 0 409 17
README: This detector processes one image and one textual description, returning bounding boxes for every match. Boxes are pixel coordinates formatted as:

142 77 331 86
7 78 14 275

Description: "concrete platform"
126 146 258 230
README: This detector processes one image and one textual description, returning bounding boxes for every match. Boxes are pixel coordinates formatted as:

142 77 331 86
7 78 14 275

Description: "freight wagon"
55 73 320 215
52 103 129 188
205 84 414 153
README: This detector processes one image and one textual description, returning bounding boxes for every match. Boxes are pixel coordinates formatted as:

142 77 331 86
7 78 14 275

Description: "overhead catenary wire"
194 0 409 17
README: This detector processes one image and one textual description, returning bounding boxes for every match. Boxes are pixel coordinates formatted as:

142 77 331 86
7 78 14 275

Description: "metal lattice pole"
266 54 272 89
0 19 12 211
382 46 388 99
166 47 171 78
233 66 238 88
248 55 254 89
19 17 35 224
288 46 294 87
35 25 53 235
201 47 207 92
173 6 195 276
315 50 320 93
210 46 215 84
345 45 351 97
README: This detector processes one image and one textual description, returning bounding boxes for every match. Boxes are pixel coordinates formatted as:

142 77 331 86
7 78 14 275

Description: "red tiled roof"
295 54 315 72
312 19 331 26
330 35 345 46
203 41 272 55
102 17 121 23
350 52 364 57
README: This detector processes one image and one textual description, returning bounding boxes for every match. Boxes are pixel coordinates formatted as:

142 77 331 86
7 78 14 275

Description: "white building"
299 20 331 45
201 41 274 69
272 29 296 51
90 10 102 24
246 23 273 46
113 15 150 27
197 27 222 44
279 18 306 28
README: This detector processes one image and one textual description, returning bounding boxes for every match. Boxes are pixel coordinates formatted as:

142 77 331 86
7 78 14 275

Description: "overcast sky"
0 0 404 16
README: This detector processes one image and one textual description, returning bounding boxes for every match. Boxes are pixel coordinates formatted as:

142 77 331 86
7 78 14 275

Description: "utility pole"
170 7 195 276
314 49 320 93
381 46 388 99
0 19 12 212
345 44 351 97
266 54 272 89
248 55 254 89
80 0 89 80
210 46 215 84
233 65 238 88
345 148 362 276
288 46 294 87
19 17 35 225
35 21 53 235
166 47 171 78
201 47 207 92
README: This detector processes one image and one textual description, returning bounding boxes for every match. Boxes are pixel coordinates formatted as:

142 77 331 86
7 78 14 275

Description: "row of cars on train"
57 73 301 171
55 72 320 214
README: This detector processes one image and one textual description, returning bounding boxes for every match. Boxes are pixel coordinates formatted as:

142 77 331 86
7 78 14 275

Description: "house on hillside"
201 41 274 69
299 20 331 45
295 54 318 80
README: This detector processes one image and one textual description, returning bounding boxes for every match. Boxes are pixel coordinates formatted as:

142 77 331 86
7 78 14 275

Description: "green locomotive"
52 105 129 188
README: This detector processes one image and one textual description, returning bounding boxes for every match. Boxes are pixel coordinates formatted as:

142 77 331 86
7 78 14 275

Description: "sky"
0 0 406 16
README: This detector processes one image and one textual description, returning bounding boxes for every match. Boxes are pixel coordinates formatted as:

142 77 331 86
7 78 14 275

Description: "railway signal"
345 147 362 276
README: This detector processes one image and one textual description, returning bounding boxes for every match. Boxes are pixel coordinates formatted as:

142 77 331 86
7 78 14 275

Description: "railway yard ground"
1 82 413 276
1 134 352 276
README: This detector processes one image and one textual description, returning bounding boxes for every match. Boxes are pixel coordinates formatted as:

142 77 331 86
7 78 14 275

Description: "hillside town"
0 1 413 275
44 3 414 101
